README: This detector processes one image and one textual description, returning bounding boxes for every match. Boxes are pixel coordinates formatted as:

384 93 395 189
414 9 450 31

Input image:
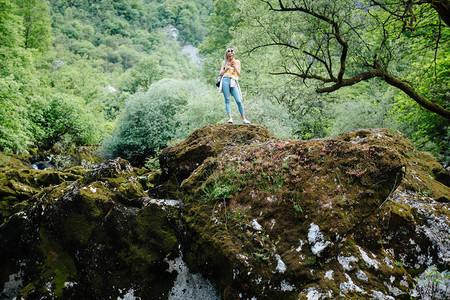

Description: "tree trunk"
431 0 450 27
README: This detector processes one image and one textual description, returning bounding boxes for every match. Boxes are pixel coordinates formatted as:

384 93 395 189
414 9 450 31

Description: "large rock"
164 126 449 299
1 125 449 299
0 158 180 299
159 123 273 182
0 152 84 223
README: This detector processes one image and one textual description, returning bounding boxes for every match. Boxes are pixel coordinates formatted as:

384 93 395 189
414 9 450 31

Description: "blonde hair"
224 48 235 61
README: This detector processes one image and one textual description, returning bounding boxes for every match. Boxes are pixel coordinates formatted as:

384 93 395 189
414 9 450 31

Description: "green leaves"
0 0 24 48
0 0 217 155
101 79 193 165
0 75 33 153
37 93 104 148
14 0 52 51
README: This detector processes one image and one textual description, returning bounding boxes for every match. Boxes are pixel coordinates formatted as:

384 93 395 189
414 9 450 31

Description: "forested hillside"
0 0 449 166
0 0 213 155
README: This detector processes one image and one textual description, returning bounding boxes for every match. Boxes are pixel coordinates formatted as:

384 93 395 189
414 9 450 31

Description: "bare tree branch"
269 71 335 83
371 0 450 27
301 67 450 119
259 0 349 83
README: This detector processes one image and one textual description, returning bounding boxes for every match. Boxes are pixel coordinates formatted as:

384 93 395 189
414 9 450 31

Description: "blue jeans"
222 77 244 115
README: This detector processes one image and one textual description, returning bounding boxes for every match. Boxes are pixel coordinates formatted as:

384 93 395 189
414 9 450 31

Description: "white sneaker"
242 119 250 124
227 118 233 123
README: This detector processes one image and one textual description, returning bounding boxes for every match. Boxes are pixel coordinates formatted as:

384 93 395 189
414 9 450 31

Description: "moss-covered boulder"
337 129 449 202
0 152 84 223
1 125 449 300
164 125 449 299
159 123 273 182
0 158 180 299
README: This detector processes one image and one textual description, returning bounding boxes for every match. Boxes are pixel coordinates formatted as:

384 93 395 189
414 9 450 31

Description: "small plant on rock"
202 181 237 201
415 267 450 300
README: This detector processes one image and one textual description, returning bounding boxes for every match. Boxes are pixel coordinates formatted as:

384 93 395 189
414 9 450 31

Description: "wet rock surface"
1 125 449 299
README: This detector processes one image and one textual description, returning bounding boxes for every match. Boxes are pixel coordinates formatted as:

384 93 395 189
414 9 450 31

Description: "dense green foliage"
0 75 33 152
102 79 190 165
0 0 212 154
171 79 301 143
0 0 448 164
103 78 300 165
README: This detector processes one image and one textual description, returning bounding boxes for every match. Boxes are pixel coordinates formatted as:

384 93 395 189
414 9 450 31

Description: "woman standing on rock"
218 48 250 124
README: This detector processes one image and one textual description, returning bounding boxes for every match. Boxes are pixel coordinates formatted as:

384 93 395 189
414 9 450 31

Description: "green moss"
1 196 33 223
407 266 426 277
0 152 30 170
63 213 95 245
119 245 159 267
19 282 37 298
136 205 178 253
32 229 77 298
77 184 112 217
65 166 85 176
107 176 146 201
147 170 162 185
389 201 414 221
1 195 17 204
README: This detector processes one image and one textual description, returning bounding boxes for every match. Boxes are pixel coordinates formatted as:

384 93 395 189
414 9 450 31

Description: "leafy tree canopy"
233 0 449 119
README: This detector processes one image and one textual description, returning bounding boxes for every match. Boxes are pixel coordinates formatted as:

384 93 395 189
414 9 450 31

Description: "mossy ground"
0 158 83 224
159 123 273 182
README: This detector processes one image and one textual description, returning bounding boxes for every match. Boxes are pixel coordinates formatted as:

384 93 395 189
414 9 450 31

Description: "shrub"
37 93 104 149
103 78 302 166
328 89 398 136
171 83 300 144
101 78 190 165
170 80 223 144
244 96 300 139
